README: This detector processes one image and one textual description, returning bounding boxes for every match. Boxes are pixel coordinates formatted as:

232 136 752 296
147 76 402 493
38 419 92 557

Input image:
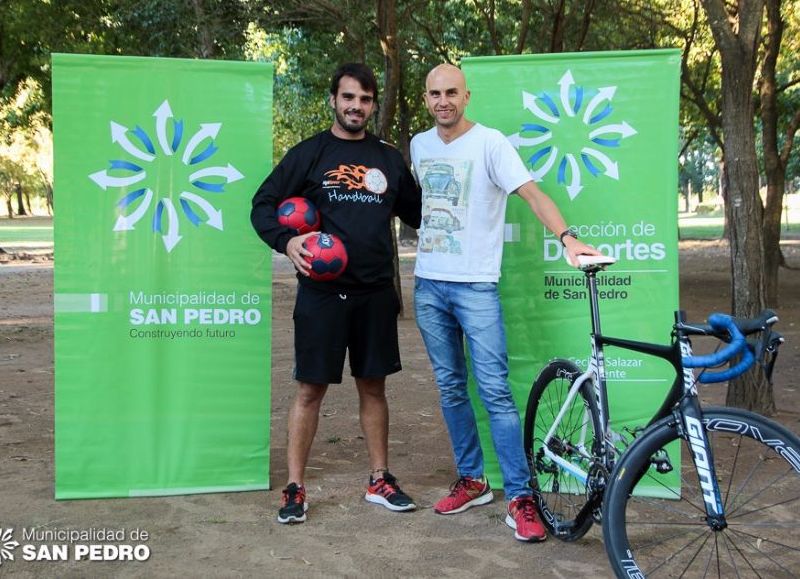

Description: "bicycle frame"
540 267 728 526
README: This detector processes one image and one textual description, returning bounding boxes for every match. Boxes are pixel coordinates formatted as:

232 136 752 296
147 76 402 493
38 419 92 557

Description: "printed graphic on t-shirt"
418 159 472 255
322 164 388 205
324 165 387 193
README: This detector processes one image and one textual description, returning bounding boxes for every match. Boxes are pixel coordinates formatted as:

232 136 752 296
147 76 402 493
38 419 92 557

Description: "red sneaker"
506 496 547 542
434 476 494 515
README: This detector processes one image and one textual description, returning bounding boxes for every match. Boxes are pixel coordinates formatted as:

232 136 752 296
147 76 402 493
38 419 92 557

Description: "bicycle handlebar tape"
683 313 755 384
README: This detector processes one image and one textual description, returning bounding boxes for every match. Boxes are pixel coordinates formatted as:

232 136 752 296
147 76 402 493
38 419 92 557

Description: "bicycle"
524 254 797 577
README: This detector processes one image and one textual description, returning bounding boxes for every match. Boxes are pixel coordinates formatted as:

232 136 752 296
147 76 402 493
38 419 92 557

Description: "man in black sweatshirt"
251 63 421 524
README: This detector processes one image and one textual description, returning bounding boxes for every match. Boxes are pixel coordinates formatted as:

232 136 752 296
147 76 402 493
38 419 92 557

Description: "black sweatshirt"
251 130 421 292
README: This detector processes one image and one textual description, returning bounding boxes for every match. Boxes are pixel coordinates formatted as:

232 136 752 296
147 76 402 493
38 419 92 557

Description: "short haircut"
330 63 379 99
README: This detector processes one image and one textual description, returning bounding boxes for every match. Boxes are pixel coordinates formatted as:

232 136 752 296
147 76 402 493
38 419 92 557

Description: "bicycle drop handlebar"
575 257 775 384
682 313 755 383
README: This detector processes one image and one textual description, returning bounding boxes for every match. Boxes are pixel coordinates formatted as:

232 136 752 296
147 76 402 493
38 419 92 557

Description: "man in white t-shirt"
411 63 600 542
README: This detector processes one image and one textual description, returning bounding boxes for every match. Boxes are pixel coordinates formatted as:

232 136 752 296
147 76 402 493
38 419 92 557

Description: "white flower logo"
0 527 19 565
89 99 244 252
508 70 637 200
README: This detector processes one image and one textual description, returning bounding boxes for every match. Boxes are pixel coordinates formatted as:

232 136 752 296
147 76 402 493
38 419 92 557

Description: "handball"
277 196 321 235
303 233 348 282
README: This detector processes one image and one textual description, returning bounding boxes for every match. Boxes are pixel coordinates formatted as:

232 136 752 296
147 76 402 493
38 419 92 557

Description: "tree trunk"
576 0 597 50
514 0 533 54
550 0 567 53
721 37 772 413
376 0 399 141
719 159 729 239
397 60 417 247
701 0 773 414
45 182 53 215
376 0 404 316
760 0 787 308
475 0 501 54
762 184 784 308
390 218 404 317
685 180 691 213
14 183 26 216
190 0 216 58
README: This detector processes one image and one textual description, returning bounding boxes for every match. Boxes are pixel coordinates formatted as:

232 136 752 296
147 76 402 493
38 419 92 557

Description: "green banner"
462 50 681 493
52 54 273 499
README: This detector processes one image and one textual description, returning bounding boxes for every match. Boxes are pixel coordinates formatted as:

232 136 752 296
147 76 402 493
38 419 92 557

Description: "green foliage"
0 0 797 200
776 0 800 181
679 130 720 198
246 26 353 159
0 0 122 124
107 0 253 59
0 78 51 211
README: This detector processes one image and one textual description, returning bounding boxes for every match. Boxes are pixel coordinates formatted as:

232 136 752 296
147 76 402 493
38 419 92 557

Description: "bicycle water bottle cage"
682 313 755 384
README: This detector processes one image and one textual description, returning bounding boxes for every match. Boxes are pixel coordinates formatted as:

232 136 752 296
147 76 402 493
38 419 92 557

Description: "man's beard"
336 109 368 133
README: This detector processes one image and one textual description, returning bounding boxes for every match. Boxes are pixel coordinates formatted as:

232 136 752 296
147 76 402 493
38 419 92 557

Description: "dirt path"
0 241 798 577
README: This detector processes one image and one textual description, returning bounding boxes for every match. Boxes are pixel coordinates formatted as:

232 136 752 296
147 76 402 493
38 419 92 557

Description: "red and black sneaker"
434 476 494 514
277 482 308 524
506 495 547 542
364 471 416 512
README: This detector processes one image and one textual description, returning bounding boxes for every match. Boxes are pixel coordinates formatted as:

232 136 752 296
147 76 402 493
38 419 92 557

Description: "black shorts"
293 284 402 384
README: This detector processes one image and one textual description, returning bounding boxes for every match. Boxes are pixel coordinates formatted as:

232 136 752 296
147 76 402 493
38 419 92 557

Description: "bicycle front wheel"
525 359 601 541
603 406 800 578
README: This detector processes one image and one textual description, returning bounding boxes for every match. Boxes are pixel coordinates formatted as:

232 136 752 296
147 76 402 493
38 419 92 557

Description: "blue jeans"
414 277 532 500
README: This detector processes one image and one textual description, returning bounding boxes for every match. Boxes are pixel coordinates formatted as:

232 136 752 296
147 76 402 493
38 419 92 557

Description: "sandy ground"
0 239 798 578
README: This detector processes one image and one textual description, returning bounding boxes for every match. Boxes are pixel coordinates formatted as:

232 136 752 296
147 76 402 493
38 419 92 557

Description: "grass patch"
0 226 54 243
678 211 800 240
678 221 724 240
0 217 54 243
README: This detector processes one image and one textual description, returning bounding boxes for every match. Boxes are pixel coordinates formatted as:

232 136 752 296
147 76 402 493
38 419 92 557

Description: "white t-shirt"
410 123 531 282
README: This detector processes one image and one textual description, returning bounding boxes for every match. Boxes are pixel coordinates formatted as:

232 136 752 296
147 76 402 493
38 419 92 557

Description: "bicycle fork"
677 396 727 530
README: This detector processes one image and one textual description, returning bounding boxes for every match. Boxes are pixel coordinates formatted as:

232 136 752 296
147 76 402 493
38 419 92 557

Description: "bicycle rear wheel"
525 359 601 541
603 406 800 578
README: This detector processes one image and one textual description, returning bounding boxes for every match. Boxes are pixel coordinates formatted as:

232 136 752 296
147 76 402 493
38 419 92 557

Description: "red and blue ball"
303 233 348 282
277 196 321 235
